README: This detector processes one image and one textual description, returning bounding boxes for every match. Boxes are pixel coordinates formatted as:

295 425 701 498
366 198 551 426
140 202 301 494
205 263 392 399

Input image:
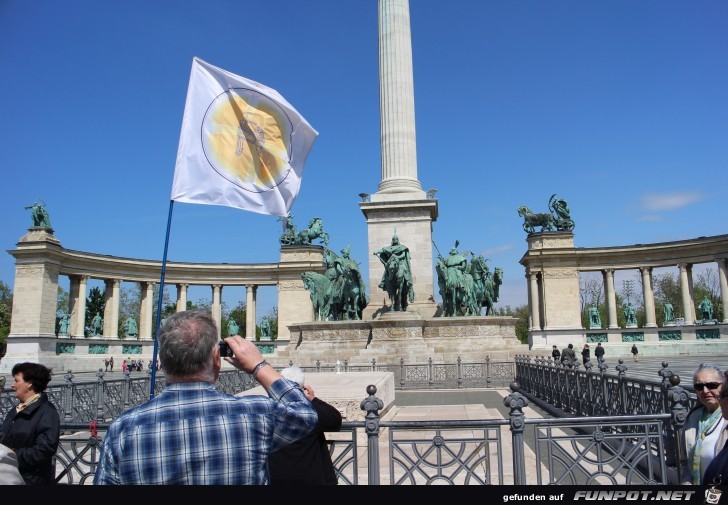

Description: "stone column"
718 259 728 324
679 263 695 325
68 276 80 335
176 284 188 312
377 0 421 195
103 279 121 338
211 284 222 338
139 282 154 340
246 285 257 339
528 272 540 330
603 269 618 329
640 267 657 328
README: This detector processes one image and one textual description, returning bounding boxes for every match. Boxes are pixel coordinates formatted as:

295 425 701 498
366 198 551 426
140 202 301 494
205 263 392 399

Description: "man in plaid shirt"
93 310 317 485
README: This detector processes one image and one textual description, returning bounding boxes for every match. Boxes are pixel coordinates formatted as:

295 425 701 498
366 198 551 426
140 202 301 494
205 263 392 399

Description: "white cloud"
481 244 514 256
637 214 664 222
640 191 705 212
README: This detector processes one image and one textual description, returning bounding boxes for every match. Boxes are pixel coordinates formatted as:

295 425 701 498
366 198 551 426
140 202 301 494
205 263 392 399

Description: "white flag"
171 57 318 216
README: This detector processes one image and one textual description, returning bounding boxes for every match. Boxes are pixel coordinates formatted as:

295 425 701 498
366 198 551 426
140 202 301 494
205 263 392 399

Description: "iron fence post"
616 359 628 415
486 356 491 388
316 360 321 372
666 374 689 482
428 357 433 389
372 358 376 372
658 361 674 413
63 370 74 424
457 356 462 389
95 369 105 422
361 384 383 485
345 359 348 372
399 358 405 389
504 381 529 485
123 370 132 411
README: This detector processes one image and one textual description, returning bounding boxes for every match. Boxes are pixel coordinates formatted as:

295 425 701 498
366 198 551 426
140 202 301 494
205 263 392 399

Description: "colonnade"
64 277 262 340
528 259 728 331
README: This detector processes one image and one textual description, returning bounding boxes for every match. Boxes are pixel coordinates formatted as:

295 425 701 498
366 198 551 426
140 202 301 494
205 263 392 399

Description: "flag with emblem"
171 57 318 216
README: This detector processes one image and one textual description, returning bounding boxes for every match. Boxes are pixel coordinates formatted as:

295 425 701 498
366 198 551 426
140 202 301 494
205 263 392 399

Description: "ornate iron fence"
46 383 688 485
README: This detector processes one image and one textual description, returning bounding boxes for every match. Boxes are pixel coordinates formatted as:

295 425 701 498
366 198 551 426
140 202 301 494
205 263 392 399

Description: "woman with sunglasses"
681 364 728 484
703 378 728 486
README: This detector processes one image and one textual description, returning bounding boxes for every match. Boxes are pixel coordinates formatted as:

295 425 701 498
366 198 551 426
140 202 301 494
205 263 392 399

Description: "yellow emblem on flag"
202 89 293 193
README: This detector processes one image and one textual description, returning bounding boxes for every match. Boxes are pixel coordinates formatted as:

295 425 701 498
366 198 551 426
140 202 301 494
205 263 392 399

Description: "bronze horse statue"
517 206 555 234
301 272 333 321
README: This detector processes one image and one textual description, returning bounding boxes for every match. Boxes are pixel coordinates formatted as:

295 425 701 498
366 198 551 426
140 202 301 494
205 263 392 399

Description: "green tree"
652 272 682 325
0 280 12 346
493 304 529 344
85 286 106 336
118 284 141 338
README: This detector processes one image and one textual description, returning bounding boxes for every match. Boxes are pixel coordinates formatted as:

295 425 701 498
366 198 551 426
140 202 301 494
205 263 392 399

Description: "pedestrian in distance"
561 343 576 368
551 345 560 363
268 366 342 486
594 342 605 364
93 309 317 485
581 344 590 366
631 344 639 362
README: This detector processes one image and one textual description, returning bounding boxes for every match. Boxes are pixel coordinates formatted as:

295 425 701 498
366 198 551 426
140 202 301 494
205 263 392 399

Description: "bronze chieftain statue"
301 246 368 321
373 231 414 312
435 240 503 317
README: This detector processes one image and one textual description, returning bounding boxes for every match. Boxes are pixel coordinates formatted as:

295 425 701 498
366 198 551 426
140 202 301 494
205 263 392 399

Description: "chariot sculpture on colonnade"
517 194 575 234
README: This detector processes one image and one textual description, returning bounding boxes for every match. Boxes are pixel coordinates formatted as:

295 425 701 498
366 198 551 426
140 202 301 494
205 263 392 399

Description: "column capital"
678 262 691 271
603 268 615 276
212 284 222 289
639 266 652 274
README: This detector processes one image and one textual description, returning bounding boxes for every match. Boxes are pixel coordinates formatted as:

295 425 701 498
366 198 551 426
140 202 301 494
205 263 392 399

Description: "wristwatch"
251 360 269 380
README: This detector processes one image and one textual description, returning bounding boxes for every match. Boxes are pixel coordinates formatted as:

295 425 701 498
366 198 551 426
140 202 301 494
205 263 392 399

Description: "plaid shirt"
93 380 317 485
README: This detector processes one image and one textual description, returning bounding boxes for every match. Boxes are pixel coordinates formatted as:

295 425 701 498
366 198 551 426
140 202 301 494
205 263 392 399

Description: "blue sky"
1 0 726 321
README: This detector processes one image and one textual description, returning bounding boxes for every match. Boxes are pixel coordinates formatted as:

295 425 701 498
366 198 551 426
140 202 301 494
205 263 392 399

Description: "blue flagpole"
149 200 175 400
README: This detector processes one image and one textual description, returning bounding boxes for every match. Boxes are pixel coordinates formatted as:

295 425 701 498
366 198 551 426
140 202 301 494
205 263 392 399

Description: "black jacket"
594 346 605 358
0 393 60 485
268 396 342 485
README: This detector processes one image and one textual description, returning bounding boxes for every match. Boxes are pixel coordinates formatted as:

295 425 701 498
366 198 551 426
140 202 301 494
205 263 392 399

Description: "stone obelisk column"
361 0 438 319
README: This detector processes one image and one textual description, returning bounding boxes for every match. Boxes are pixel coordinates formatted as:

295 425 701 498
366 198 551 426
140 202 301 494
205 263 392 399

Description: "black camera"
218 341 234 358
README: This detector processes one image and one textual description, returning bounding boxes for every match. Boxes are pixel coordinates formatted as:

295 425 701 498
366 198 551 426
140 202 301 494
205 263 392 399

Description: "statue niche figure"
663 302 675 324
623 303 637 327
57 311 70 336
24 201 52 229
124 316 138 339
373 231 414 312
588 304 601 329
260 317 271 340
698 297 714 322
91 313 103 336
227 318 240 337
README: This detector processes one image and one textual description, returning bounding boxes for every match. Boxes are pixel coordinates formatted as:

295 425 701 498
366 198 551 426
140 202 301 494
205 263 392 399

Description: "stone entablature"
573 234 728 271
5 229 325 371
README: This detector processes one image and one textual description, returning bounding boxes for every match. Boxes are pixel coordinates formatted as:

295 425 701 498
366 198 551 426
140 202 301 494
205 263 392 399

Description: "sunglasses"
694 382 722 391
